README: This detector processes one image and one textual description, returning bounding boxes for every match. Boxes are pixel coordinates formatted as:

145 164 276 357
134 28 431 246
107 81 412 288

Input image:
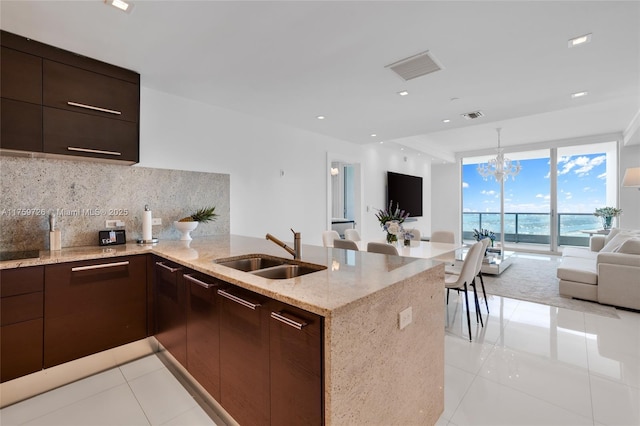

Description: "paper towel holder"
137 204 159 244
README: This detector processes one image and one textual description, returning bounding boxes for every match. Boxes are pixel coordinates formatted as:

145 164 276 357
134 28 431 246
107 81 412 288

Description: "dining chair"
473 238 491 314
366 242 399 255
405 228 421 242
430 230 454 243
333 239 359 251
431 230 455 266
322 230 340 247
344 229 361 241
444 241 483 341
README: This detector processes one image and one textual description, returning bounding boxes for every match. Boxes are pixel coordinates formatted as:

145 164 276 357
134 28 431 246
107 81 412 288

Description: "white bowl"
174 220 198 241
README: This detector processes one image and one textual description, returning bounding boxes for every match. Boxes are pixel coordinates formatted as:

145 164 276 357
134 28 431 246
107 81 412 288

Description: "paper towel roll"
142 208 153 241
50 230 61 251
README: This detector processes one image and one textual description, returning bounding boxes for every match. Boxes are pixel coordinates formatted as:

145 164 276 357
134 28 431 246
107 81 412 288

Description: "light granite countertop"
0 234 439 317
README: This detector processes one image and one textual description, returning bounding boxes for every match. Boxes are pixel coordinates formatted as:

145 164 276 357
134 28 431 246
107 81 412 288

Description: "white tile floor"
440 292 640 426
2 286 639 425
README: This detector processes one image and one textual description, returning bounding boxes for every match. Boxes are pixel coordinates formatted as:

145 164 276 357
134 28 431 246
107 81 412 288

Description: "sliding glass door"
462 141 617 251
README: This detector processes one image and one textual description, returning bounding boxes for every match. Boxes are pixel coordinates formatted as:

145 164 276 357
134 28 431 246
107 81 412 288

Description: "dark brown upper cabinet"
0 30 140 163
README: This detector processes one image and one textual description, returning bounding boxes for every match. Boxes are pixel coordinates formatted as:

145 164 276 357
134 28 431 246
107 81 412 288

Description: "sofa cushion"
562 247 598 260
615 238 640 255
604 228 621 245
601 233 632 253
557 256 598 285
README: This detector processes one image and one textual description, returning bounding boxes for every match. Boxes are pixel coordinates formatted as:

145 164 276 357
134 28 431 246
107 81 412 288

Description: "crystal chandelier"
477 128 521 182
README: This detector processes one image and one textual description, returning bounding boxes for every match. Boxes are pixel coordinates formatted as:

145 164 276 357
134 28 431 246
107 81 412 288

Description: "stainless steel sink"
214 254 326 279
250 264 325 279
215 255 285 272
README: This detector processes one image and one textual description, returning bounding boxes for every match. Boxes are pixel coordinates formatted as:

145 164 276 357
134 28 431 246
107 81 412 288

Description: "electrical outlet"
399 307 412 330
105 220 125 228
152 218 162 226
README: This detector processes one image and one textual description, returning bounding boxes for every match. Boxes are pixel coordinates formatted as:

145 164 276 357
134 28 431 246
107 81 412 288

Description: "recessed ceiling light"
400 148 405 151
568 33 592 48
371 134 377 137
316 115 326 120
106 0 132 12
397 91 409 96
379 141 384 144
571 91 588 99
442 119 451 123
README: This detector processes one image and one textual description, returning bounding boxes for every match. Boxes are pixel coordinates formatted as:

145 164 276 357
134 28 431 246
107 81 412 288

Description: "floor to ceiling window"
462 141 618 251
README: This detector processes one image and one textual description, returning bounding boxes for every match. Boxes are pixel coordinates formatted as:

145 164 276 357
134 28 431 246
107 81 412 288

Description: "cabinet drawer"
1 318 43 382
44 256 147 368
0 98 43 152
1 292 43 326
43 107 139 162
1 46 42 104
0 266 44 297
43 60 139 122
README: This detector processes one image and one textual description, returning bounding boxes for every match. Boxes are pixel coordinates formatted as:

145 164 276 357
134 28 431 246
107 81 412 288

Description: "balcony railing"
462 212 604 247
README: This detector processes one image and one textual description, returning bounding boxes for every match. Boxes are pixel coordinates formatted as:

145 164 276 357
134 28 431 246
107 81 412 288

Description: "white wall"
619 144 640 229
138 87 432 246
430 162 461 242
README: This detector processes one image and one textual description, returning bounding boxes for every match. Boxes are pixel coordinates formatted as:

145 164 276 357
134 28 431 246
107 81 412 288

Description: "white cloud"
597 172 606 180
462 182 469 188
481 190 496 195
558 155 606 177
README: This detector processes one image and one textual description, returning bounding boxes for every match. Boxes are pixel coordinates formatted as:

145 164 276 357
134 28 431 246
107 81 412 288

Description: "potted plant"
174 206 218 240
472 228 496 246
375 201 409 244
593 206 622 230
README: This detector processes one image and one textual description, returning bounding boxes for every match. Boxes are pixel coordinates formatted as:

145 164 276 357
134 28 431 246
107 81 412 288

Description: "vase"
386 232 397 244
603 216 613 230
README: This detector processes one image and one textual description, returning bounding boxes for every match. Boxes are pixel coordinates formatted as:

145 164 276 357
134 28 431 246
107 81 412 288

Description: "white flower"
386 221 402 235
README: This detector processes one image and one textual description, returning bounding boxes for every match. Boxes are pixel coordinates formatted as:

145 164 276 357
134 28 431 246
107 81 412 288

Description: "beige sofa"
557 228 640 310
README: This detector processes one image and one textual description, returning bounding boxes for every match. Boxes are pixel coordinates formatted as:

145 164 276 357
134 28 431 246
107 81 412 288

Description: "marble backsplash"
0 157 230 251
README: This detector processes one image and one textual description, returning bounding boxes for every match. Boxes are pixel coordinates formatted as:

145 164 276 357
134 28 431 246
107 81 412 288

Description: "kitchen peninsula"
0 235 445 425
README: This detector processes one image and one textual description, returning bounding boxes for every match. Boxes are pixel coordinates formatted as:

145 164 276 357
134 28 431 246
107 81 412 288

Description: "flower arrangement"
375 201 410 244
593 206 622 230
472 228 496 246
593 207 622 218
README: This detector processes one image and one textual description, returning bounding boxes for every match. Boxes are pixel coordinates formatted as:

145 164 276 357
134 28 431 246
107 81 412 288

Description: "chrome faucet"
266 228 301 259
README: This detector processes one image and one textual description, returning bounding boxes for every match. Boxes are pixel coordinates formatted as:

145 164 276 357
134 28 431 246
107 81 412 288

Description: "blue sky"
463 153 608 213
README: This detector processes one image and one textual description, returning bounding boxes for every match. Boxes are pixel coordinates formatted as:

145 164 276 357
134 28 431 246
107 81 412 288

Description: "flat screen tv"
387 171 423 217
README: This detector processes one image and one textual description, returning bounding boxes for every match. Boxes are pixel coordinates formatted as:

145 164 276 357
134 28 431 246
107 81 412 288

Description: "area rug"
478 255 620 318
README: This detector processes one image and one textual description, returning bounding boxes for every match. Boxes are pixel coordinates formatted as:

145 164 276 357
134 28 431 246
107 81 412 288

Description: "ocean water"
463 213 605 237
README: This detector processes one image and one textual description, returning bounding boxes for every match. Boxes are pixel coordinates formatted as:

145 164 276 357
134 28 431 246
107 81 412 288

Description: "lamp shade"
622 167 640 187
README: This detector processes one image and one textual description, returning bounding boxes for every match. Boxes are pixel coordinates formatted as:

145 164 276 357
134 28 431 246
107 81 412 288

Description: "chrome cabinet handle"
155 261 181 273
67 101 121 115
184 274 216 289
71 260 129 272
217 289 260 310
270 311 307 330
67 147 122 156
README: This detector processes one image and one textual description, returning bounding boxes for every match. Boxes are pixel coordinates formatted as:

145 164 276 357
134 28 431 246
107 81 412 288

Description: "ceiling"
2 1 639 161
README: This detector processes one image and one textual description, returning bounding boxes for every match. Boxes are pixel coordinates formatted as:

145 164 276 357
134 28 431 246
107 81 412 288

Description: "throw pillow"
604 228 621 245
615 238 640 255
600 233 631 253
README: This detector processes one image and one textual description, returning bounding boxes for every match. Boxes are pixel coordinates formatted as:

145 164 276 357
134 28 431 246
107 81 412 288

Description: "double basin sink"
215 254 326 279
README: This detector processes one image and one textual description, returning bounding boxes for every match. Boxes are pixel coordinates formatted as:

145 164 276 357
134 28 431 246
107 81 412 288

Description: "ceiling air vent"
385 50 442 81
461 111 485 120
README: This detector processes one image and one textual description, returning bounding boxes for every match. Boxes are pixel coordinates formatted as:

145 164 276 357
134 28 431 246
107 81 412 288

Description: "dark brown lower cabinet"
44 256 147 368
154 258 186 367
218 285 270 426
0 266 44 382
185 271 221 401
269 300 323 426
